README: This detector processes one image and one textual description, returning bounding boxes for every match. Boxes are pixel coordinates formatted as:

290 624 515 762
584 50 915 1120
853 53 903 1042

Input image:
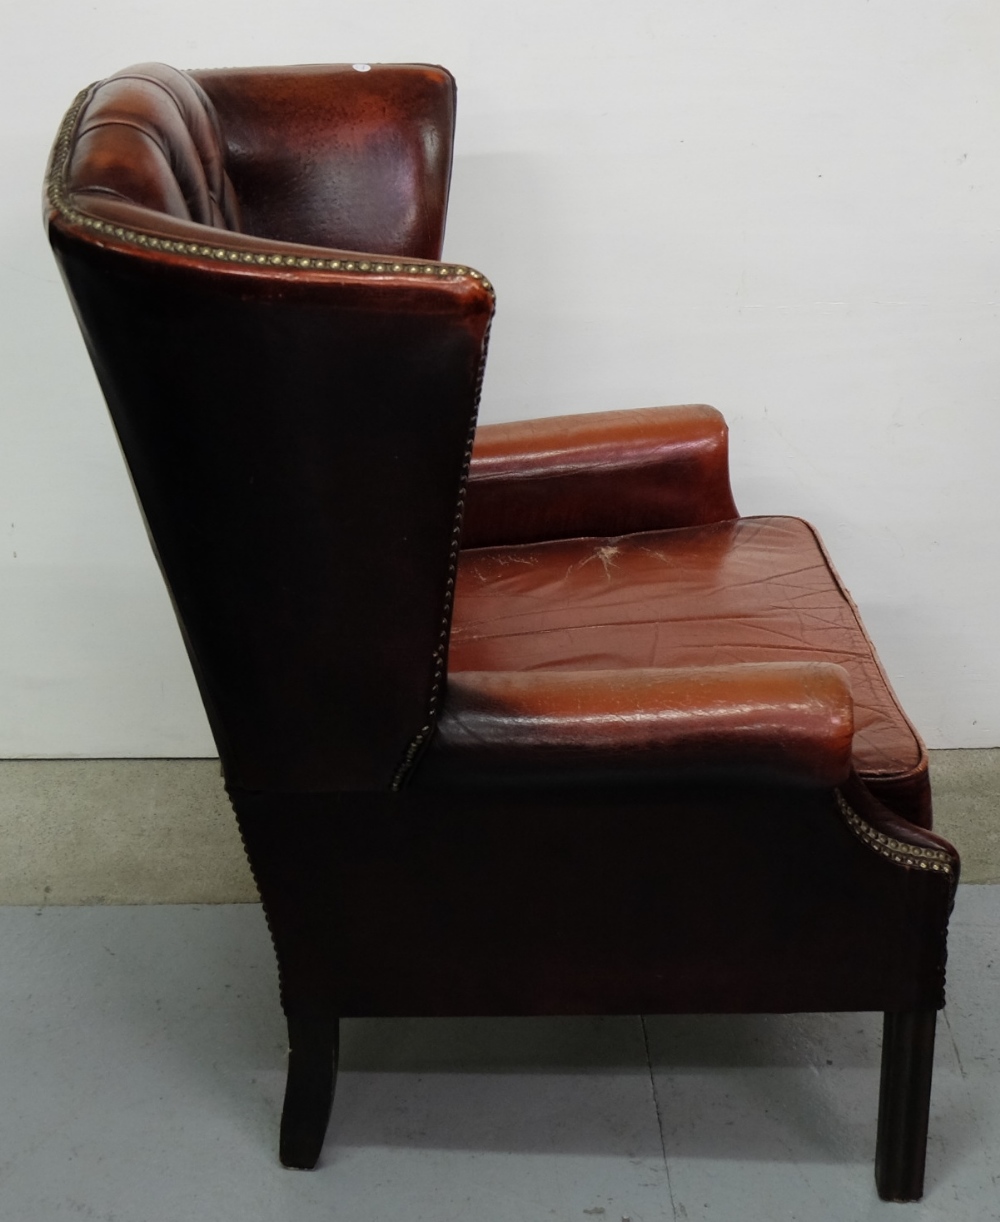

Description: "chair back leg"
875 1008 937 1201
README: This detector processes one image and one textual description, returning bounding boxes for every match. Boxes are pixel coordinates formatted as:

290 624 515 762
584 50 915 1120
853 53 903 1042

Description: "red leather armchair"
45 62 958 1201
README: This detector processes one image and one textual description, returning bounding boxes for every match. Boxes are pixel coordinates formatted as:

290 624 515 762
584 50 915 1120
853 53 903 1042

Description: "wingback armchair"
45 62 958 1202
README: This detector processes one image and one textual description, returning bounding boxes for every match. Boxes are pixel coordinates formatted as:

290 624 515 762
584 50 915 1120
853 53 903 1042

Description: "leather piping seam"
390 316 494 791
48 85 494 291
835 790 954 876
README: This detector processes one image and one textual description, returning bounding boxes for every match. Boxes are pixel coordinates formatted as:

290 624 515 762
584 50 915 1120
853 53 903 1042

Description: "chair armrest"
416 662 853 789
462 404 739 548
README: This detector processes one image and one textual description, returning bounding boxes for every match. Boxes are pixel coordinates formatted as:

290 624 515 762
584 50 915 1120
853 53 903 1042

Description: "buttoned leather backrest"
65 64 242 231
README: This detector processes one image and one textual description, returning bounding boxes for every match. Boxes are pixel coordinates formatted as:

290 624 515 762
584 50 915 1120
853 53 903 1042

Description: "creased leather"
420 661 854 788
463 404 739 547
450 516 931 824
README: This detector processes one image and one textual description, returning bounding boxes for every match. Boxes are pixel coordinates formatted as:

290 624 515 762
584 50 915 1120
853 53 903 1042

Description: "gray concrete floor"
1 887 999 1220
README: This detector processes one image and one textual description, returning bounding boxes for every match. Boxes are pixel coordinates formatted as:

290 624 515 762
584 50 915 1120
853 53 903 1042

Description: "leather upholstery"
192 64 455 258
239 774 954 1019
65 64 241 230
46 62 958 1194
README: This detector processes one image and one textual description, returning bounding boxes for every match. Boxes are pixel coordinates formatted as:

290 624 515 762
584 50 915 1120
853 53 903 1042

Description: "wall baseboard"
0 750 995 905
0 759 254 905
926 748 1000 887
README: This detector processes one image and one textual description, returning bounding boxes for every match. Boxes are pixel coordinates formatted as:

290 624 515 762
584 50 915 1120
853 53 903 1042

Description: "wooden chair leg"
875 1009 937 1202
279 1015 340 1170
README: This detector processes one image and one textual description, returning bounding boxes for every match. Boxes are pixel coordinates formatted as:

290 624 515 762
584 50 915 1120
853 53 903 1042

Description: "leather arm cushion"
417 662 854 789
462 404 739 548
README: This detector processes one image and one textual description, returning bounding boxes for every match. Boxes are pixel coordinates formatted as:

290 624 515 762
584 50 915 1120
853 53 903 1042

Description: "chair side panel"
235 783 956 1018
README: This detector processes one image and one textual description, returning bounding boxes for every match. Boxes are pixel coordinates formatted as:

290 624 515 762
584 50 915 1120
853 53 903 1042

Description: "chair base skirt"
233 788 953 1186
279 1016 340 1170
875 1008 937 1202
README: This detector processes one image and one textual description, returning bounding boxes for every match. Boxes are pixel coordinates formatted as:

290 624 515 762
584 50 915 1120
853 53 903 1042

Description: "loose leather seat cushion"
450 515 930 825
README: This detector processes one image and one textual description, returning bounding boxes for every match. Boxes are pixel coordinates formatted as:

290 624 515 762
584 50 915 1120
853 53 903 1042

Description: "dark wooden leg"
279 1015 339 1170
875 1009 937 1202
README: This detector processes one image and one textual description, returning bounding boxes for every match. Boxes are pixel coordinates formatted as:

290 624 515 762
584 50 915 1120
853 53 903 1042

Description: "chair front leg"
875 1009 937 1202
279 1015 340 1169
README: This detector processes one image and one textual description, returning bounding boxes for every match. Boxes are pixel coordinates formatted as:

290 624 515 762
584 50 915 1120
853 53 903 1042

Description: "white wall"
3 1 999 756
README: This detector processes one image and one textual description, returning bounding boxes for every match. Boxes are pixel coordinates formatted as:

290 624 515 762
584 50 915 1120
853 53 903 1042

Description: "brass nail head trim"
835 791 954 876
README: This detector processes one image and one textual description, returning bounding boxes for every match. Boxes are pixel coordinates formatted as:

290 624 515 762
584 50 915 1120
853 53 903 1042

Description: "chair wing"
46 63 493 792
192 62 456 257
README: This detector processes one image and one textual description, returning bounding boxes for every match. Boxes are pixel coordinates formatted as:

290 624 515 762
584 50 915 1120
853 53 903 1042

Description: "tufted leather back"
65 64 242 231
46 64 494 794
